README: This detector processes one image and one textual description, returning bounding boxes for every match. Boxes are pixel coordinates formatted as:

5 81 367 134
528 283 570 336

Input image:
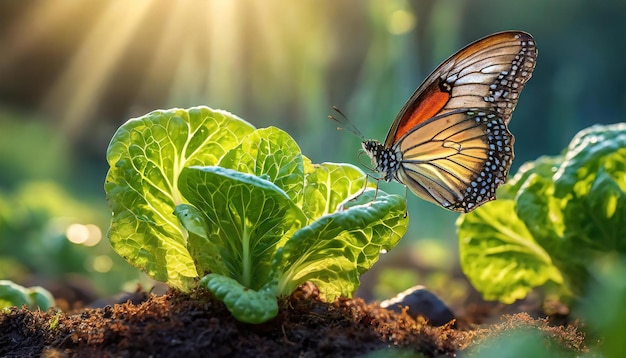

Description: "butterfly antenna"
328 106 365 140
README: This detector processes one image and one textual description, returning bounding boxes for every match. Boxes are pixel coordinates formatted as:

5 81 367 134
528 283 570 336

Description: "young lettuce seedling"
105 106 408 323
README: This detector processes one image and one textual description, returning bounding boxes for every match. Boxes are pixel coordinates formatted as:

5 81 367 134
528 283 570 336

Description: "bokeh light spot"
388 10 416 35
66 223 102 246
66 223 88 244
92 255 113 273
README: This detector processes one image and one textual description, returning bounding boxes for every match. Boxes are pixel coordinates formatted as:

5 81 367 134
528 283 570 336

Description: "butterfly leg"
351 173 379 204
403 185 408 218
364 173 382 202
336 174 372 212
373 176 380 200
351 173 370 198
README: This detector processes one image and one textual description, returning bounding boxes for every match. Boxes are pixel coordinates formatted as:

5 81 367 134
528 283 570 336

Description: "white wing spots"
447 111 513 212
480 35 537 123
454 72 492 85
441 33 537 123
447 73 458 82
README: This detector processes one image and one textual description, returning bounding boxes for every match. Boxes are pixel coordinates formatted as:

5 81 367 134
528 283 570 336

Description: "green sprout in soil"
105 106 408 323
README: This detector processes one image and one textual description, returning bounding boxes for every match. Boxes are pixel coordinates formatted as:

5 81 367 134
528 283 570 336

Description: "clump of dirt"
469 312 587 354
0 283 586 357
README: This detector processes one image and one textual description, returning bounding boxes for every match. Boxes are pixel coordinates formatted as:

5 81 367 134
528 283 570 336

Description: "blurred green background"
0 0 623 307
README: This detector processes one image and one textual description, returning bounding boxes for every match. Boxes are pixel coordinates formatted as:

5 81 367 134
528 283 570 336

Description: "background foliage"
0 0 624 305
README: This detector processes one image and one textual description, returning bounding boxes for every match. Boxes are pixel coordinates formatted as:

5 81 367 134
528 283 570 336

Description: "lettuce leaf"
176 166 306 288
554 123 626 254
274 189 407 301
200 274 278 324
301 162 374 221
218 127 305 205
458 199 563 303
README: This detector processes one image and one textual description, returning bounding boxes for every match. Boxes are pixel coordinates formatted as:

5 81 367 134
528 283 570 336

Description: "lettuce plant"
458 123 626 304
105 106 407 323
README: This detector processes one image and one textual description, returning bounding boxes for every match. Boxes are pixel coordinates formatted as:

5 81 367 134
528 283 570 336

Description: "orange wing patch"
393 84 449 142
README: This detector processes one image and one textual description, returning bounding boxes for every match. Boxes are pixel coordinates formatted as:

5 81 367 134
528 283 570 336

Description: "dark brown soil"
0 283 586 357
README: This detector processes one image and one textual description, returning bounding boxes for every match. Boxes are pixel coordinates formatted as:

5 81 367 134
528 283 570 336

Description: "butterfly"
337 31 537 213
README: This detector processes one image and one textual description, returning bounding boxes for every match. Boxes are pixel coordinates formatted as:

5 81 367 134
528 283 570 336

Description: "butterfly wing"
393 109 513 212
383 31 537 147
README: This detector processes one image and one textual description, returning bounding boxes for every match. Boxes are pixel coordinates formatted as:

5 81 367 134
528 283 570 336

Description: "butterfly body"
360 31 536 213
362 140 400 182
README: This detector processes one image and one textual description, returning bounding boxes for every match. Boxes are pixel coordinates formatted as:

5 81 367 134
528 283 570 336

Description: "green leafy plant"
105 106 408 323
0 280 55 311
457 123 626 304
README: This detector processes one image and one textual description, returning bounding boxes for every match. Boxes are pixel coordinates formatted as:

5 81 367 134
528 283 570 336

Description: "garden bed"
0 283 585 357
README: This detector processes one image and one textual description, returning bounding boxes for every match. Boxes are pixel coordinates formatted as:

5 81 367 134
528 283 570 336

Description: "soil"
0 282 586 357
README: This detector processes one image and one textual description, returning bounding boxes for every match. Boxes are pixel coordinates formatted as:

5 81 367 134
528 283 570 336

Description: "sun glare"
42 2 153 137
0 1 338 148
0 1 250 139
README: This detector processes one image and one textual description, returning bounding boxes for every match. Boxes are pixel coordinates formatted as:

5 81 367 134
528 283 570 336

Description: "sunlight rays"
162 1 245 110
136 1 188 108
206 1 243 110
0 0 354 148
42 1 152 136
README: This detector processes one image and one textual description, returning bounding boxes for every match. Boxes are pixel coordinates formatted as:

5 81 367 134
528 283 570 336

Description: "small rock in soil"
380 285 455 326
